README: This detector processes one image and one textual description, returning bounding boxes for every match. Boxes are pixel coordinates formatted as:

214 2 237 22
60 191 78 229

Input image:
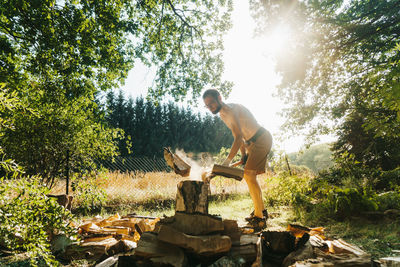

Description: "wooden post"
66 149 70 195
285 154 292 176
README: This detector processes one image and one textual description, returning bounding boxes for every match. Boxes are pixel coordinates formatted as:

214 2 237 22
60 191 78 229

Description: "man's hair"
202 89 220 100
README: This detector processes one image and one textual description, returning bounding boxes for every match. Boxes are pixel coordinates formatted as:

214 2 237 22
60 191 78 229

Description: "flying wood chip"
163 147 191 177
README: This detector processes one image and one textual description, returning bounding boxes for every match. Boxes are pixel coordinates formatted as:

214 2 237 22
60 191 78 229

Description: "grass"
322 218 400 259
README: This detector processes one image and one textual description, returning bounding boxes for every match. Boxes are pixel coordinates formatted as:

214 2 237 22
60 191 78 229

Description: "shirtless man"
203 89 272 230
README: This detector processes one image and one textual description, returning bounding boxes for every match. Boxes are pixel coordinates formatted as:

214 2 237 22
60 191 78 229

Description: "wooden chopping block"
211 164 244 181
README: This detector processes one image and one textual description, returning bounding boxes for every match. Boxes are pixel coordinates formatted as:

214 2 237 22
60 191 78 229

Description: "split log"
252 234 263 267
96 214 121 228
158 225 232 256
109 218 136 229
287 224 310 238
282 240 314 267
95 255 119 267
326 239 367 256
62 238 118 262
222 219 241 245
83 235 115 243
135 232 187 267
211 164 244 181
229 234 260 264
261 231 296 254
379 256 400 267
164 147 191 177
175 180 209 214
314 248 372 267
102 226 131 235
62 237 135 262
157 212 224 235
309 235 329 252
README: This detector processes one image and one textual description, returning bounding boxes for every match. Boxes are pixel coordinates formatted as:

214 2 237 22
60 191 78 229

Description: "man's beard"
212 102 222 114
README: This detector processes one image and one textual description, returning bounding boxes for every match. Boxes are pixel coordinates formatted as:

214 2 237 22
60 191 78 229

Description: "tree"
103 91 233 157
0 85 25 177
250 0 400 138
250 0 400 170
288 143 333 173
0 0 233 182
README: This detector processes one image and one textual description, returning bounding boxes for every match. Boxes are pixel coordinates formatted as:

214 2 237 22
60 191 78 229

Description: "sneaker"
246 216 267 231
245 209 268 222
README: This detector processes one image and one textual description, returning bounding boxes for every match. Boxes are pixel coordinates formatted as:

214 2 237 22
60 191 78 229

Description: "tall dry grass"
50 170 273 205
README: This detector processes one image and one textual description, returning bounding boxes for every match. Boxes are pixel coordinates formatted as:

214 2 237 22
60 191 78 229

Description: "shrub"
375 167 400 191
263 173 313 206
0 177 76 266
71 172 108 214
375 189 400 211
293 185 379 222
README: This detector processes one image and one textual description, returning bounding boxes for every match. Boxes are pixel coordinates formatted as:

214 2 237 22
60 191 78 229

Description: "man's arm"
221 108 244 166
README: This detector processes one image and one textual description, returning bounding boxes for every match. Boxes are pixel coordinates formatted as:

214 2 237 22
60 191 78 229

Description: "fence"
97 156 171 173
94 156 249 203
50 155 331 207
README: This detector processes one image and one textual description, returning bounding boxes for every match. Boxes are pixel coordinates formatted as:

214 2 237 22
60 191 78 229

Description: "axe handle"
230 160 243 167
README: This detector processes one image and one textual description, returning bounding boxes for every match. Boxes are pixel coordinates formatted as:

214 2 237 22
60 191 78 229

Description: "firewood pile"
55 180 397 266
263 224 373 267
133 180 262 266
57 213 159 263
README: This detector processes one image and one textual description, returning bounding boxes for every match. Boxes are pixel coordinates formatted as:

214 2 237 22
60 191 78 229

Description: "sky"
120 1 335 153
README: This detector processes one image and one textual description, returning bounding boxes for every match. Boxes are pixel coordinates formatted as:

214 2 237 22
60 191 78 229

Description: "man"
203 89 272 230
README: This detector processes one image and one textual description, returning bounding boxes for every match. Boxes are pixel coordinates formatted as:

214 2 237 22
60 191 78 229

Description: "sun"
257 24 292 56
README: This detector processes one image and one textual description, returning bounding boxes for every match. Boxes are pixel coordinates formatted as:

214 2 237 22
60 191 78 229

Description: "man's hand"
222 158 231 166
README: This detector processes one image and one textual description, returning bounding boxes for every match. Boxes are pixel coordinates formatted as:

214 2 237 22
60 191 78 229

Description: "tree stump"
175 180 208 214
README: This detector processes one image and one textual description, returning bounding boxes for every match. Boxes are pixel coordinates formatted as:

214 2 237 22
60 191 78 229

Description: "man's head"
203 89 223 114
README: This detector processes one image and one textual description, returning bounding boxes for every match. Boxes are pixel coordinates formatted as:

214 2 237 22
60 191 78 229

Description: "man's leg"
243 170 265 218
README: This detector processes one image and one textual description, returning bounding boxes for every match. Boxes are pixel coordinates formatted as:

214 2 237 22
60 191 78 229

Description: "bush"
0 177 76 266
375 167 400 190
375 189 400 211
71 172 108 214
263 173 313 206
316 164 400 192
293 184 380 222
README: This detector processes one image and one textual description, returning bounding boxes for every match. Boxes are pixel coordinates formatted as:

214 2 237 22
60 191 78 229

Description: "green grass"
321 218 400 259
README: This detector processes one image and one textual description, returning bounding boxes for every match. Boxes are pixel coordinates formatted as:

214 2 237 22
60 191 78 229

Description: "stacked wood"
259 224 372 267
156 212 225 235
59 213 159 262
133 180 261 266
135 232 187 267
229 233 260 265
157 225 232 256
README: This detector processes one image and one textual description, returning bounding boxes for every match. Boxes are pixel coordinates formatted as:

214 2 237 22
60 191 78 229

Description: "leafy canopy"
250 0 400 140
0 0 234 182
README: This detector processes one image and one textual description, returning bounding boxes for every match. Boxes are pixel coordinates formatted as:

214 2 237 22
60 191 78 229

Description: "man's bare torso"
220 103 260 141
